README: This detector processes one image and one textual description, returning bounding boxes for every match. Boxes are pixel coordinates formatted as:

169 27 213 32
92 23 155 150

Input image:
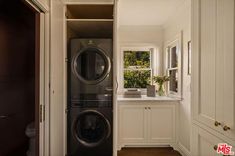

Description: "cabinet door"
191 125 235 156
148 105 175 143
192 0 217 130
192 0 235 137
119 105 147 144
215 0 235 141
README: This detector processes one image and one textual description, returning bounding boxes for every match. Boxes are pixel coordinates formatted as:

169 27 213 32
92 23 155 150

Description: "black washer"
72 110 111 147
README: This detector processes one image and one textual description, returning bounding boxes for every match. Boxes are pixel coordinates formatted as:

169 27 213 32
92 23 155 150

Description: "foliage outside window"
166 46 179 94
123 51 152 88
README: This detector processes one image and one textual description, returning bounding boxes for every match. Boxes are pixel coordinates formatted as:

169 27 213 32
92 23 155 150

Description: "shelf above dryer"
67 20 113 38
66 4 114 19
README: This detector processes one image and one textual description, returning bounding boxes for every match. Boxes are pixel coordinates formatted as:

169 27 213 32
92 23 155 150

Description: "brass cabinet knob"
223 125 231 131
213 145 218 151
214 121 221 127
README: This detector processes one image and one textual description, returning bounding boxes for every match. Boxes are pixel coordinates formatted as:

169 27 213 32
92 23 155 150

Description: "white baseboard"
178 142 190 156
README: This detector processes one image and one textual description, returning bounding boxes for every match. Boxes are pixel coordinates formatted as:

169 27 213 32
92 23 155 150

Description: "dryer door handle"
115 77 119 93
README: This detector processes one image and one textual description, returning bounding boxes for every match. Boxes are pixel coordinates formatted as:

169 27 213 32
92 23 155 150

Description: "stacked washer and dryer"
67 39 113 156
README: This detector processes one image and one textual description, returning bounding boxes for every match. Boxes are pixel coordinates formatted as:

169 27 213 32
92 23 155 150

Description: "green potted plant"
153 75 170 96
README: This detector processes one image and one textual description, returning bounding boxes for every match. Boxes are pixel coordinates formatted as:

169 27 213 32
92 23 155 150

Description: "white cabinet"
118 101 178 148
192 0 235 155
148 105 175 143
192 0 235 141
191 125 235 156
119 105 147 144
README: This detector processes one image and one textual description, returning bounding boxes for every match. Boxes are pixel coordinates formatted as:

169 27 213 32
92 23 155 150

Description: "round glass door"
73 110 111 147
72 47 111 84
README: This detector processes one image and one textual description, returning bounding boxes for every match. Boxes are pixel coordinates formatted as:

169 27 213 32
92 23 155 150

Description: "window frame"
120 47 156 93
164 33 182 98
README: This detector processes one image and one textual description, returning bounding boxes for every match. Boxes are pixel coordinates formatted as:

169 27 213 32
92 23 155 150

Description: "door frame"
24 1 50 156
39 12 50 156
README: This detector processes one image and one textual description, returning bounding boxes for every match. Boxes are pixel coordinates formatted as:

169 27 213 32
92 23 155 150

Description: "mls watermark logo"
216 143 234 155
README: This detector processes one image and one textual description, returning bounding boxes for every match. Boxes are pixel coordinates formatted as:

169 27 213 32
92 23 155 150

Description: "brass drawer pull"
223 125 231 131
213 145 218 151
214 121 221 127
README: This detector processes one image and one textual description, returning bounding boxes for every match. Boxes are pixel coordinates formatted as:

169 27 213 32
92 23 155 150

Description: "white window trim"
164 32 183 98
119 46 157 95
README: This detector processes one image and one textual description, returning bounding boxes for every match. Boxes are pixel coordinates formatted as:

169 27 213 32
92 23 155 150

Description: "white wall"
163 0 191 154
50 0 65 155
117 25 163 93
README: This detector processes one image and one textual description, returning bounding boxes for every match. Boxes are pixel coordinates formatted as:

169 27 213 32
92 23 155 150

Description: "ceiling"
118 0 186 26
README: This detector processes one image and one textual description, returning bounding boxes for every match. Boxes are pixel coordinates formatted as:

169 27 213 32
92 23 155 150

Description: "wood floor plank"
118 147 182 156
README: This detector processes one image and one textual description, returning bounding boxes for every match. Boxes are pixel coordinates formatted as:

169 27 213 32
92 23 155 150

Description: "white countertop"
117 95 181 102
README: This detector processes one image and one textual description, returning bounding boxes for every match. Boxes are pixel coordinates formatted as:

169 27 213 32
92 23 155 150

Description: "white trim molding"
178 142 191 156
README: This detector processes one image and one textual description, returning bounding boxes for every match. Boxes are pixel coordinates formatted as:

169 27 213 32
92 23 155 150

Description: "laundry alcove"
65 3 115 156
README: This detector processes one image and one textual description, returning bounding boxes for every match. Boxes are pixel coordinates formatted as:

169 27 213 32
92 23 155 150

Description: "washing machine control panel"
71 98 112 108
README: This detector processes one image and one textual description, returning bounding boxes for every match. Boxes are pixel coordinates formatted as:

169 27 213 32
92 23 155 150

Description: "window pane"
124 51 150 68
169 70 178 92
171 46 178 68
124 70 151 88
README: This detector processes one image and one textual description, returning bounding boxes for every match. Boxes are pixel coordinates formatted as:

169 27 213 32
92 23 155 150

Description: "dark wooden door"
0 0 40 156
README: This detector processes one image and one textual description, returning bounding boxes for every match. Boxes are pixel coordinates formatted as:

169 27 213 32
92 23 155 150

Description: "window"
165 35 182 97
167 46 178 93
123 50 152 89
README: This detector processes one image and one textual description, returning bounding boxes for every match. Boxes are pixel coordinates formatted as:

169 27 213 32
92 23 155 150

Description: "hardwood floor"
118 147 182 156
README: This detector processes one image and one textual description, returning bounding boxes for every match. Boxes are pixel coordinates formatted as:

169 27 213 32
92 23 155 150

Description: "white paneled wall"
163 0 191 155
50 0 65 155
